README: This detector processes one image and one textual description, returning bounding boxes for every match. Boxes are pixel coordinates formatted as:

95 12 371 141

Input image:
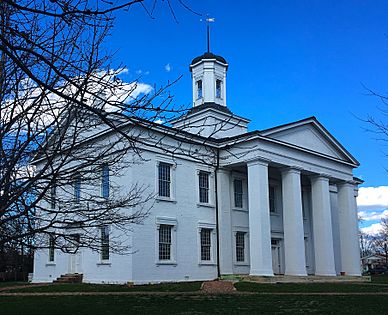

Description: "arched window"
216 79 222 98
197 80 202 99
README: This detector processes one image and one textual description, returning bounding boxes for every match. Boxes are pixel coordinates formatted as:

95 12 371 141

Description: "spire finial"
205 16 215 53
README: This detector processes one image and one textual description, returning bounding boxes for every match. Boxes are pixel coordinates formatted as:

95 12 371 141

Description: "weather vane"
201 15 215 53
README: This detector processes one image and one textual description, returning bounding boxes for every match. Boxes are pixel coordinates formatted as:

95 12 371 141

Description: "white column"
247 160 273 276
311 175 336 276
216 168 233 274
281 167 307 276
338 182 361 276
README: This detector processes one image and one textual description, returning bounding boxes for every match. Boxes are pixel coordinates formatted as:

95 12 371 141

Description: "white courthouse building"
33 51 362 284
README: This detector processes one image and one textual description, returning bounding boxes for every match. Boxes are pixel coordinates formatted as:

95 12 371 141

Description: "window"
74 175 81 203
50 184 56 209
101 164 109 199
200 228 212 261
199 171 210 203
269 186 276 213
216 79 222 98
101 226 109 261
235 232 245 262
158 162 171 198
48 234 55 262
197 80 202 99
159 225 172 260
302 190 307 219
234 179 243 208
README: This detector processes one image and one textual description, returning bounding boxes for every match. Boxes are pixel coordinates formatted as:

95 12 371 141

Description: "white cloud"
164 63 172 72
361 222 383 236
357 186 388 207
359 209 388 222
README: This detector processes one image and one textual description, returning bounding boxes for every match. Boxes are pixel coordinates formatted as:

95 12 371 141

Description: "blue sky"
106 1 388 232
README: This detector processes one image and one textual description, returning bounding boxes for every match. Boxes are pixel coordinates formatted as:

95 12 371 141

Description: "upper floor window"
216 79 222 98
101 226 109 261
200 228 212 261
197 80 203 99
74 175 81 203
158 224 172 260
101 163 109 199
269 185 276 213
198 171 210 203
234 179 243 208
158 162 171 198
50 184 56 209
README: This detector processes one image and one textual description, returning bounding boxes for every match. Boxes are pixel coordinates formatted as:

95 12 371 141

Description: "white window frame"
155 217 177 265
100 225 110 263
196 166 215 208
197 79 203 100
155 157 177 202
47 233 56 265
233 227 249 266
231 174 247 211
197 222 217 265
215 78 222 99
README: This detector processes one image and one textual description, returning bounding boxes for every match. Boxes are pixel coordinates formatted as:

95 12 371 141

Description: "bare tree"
0 0 200 257
371 217 388 267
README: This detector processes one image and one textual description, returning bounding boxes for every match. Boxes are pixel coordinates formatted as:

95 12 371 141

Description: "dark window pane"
234 179 243 208
159 225 172 260
158 163 171 197
199 171 209 203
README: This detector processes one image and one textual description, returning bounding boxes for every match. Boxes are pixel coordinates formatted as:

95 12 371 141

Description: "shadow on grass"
6 281 202 293
1 294 388 314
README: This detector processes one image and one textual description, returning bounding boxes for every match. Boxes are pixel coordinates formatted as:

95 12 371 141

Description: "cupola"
190 52 228 108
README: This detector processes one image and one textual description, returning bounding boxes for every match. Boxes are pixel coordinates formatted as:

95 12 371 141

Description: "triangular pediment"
260 117 359 165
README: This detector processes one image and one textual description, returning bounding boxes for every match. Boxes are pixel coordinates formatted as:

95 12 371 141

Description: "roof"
190 52 228 68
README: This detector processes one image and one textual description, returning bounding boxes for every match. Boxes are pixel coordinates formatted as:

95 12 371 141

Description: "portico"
221 155 361 278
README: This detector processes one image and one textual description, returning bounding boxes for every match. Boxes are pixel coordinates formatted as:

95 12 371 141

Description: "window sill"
97 262 111 266
156 261 177 266
156 197 176 203
270 212 280 216
198 262 217 266
45 262 56 266
232 207 248 212
234 262 250 266
197 203 215 209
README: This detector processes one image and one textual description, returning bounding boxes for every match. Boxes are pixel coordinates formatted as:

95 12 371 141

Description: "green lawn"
5 281 202 293
0 282 27 288
235 281 388 293
371 274 388 284
1 294 388 314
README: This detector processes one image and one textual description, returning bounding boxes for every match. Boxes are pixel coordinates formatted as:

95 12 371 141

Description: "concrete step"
53 273 83 283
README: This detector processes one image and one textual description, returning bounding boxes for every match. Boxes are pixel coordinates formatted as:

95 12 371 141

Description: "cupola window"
197 80 203 99
216 79 222 98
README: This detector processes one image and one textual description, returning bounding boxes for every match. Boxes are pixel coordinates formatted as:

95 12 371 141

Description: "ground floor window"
159 224 172 260
101 226 109 261
235 232 246 262
48 234 55 262
200 228 212 261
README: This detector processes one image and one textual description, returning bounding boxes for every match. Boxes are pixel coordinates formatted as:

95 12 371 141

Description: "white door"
68 234 81 274
271 240 281 274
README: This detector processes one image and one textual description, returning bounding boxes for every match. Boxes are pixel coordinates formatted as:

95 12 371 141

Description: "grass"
1 294 388 314
371 274 388 284
235 281 388 293
6 281 202 293
0 282 27 288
